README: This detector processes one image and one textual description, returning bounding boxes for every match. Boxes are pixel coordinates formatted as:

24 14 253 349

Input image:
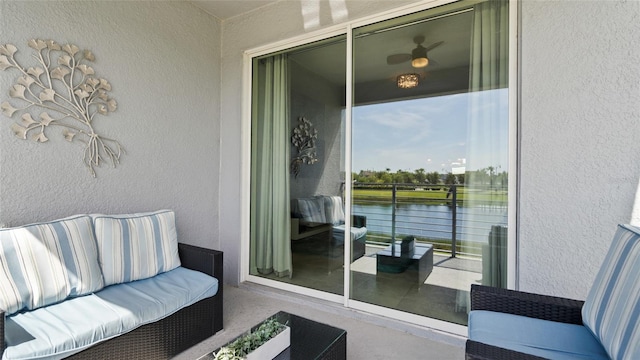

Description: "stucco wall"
0 2 221 249
518 0 640 299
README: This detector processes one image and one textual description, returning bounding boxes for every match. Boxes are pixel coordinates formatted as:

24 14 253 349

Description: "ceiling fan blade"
386 53 411 65
424 41 444 52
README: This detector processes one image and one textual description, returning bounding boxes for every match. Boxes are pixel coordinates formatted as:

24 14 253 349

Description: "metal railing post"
391 184 397 256
451 185 457 258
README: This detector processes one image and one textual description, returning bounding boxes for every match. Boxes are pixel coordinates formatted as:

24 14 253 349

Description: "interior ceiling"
191 0 474 100
288 7 474 103
190 0 279 20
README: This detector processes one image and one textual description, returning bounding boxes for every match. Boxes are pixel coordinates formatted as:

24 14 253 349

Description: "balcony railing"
352 183 508 258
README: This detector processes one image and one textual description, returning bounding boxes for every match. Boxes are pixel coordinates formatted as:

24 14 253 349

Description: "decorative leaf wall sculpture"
290 117 318 178
0 39 123 177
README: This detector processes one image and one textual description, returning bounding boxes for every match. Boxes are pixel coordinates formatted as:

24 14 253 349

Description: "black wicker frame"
0 243 223 360
465 284 585 360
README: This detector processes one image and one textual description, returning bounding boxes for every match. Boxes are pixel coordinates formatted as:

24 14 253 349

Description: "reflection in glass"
350 0 509 325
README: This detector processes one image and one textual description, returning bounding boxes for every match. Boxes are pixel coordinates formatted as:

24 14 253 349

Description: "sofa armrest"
465 340 546 360
470 284 584 324
1 309 4 358
353 215 366 228
178 243 223 280
178 243 223 332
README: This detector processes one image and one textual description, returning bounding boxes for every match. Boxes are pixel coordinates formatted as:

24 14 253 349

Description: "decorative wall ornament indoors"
0 39 122 177
290 116 318 178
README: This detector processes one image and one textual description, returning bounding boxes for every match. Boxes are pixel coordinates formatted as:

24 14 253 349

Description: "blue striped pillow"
582 224 640 360
297 197 326 223
93 210 180 286
0 215 104 315
323 196 345 226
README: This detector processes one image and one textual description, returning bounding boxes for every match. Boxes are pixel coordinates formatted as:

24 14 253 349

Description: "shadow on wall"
300 0 349 31
632 177 640 227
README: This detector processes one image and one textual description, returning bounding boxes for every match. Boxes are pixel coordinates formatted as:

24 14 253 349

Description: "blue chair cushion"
582 224 640 360
468 310 609 360
3 267 218 360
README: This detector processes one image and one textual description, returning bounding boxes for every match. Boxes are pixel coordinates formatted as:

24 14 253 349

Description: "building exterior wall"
0 1 222 250
518 0 640 299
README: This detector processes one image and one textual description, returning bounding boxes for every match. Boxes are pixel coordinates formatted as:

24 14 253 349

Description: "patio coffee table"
200 311 346 360
376 243 434 284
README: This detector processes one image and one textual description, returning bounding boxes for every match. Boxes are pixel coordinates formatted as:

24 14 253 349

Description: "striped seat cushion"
93 210 181 286
582 224 640 360
0 215 104 315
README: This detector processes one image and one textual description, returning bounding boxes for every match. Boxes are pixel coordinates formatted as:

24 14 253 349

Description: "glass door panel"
249 36 347 295
349 0 509 325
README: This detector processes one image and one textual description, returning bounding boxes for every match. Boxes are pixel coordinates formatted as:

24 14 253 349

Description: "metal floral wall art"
290 116 318 178
0 39 122 177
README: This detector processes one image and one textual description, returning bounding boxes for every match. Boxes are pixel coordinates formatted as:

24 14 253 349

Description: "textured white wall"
519 1 640 299
0 2 222 249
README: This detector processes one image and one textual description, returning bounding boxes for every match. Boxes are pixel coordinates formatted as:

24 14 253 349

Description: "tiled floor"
174 284 466 360
256 245 482 325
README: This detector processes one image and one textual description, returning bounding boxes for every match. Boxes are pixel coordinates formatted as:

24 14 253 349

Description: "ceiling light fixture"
411 44 429 68
397 73 419 89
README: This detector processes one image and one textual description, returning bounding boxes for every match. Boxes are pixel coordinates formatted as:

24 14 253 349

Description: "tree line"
352 166 508 187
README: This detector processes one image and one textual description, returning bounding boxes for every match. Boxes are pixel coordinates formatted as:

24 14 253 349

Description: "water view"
354 203 507 255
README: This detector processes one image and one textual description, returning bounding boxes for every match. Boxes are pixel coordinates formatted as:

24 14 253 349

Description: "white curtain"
455 0 510 314
466 0 509 293
250 54 292 277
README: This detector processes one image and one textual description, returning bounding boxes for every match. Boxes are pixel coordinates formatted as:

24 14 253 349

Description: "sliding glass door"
248 0 512 329
349 0 509 325
249 36 348 296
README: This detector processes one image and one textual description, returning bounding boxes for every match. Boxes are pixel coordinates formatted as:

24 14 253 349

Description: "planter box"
210 317 290 360
246 325 290 360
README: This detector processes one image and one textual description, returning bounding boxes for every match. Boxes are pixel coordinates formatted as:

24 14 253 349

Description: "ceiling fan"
386 35 444 68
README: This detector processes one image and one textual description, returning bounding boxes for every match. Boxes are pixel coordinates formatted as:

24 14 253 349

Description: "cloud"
351 89 508 173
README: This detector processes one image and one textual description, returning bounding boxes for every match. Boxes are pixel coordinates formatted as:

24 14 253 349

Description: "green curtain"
467 0 509 291
250 54 292 278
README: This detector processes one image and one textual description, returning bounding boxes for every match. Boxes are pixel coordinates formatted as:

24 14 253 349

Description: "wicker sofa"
466 224 640 359
0 210 223 360
291 195 367 261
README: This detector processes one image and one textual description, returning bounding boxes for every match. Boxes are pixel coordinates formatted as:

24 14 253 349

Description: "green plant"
213 318 286 360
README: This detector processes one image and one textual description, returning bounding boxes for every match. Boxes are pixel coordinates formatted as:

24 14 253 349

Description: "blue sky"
352 89 508 173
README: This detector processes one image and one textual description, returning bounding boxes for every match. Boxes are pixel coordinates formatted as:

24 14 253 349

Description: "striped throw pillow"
297 197 326 223
93 210 180 286
0 215 104 315
323 196 345 226
582 224 640 360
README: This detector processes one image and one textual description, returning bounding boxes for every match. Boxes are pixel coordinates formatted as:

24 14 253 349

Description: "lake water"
353 203 508 243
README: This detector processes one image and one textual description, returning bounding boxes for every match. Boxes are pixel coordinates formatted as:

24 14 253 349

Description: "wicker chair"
466 224 640 360
466 284 584 360
0 244 224 360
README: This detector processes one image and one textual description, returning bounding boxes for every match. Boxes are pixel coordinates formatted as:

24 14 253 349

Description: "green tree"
426 171 440 185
